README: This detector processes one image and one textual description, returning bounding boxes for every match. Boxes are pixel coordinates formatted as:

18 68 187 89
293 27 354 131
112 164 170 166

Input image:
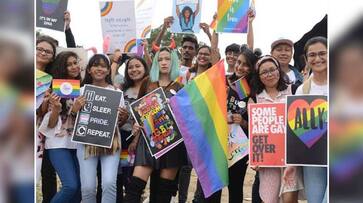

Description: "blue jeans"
303 166 327 203
77 145 120 203
48 149 81 203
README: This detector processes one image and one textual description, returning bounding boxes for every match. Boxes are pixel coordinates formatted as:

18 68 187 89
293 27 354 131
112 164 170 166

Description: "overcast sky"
39 0 328 61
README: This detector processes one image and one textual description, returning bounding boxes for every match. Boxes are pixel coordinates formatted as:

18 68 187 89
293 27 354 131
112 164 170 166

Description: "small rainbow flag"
52 79 80 98
232 78 250 99
36 70 52 96
143 113 155 138
170 60 229 197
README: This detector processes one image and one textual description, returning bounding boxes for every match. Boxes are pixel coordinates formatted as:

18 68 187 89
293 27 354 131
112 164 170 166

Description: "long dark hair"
81 54 112 86
229 48 258 84
51 51 81 116
190 45 212 73
251 55 289 95
122 56 149 91
182 6 193 18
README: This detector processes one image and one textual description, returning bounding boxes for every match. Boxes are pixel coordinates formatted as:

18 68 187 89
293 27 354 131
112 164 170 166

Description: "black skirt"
134 135 188 170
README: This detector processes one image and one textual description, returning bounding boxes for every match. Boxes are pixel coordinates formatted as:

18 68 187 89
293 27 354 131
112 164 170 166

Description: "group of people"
36 9 327 203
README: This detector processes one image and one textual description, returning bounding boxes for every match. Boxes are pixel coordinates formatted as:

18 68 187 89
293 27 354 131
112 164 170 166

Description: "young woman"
224 48 257 203
251 55 304 203
295 37 327 203
116 56 149 202
38 51 82 203
124 47 187 203
36 35 58 203
73 54 129 203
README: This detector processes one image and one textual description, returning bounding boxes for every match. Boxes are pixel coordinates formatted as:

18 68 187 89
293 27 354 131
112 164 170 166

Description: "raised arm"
194 1 200 17
247 9 255 50
142 39 153 68
176 5 181 17
111 49 122 83
64 11 76 48
153 16 174 48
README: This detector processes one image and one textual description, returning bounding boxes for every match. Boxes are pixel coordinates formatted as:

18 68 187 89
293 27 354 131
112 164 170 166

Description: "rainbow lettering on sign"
287 98 328 148
100 2 113 17
42 0 61 16
52 79 80 98
143 114 156 139
217 0 249 33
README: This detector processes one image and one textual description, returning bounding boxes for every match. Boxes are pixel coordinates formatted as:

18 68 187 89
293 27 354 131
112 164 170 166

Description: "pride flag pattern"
170 60 229 197
217 0 250 33
232 77 250 99
52 79 80 98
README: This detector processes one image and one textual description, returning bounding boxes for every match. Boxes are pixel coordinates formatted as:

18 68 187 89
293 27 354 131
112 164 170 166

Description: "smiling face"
127 58 146 82
271 44 293 67
158 50 171 75
197 47 211 67
88 59 110 82
259 61 280 89
306 42 327 74
36 41 54 67
235 54 251 78
66 56 81 79
226 51 239 67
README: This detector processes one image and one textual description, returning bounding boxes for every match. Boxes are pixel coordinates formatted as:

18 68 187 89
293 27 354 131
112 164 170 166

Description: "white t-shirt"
295 80 327 96
286 70 296 84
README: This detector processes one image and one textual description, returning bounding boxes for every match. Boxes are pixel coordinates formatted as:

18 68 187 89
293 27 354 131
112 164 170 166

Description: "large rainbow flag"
170 60 229 197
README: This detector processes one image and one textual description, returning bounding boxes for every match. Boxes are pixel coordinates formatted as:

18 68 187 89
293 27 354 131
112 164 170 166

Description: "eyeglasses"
259 67 278 77
307 51 327 59
36 47 54 56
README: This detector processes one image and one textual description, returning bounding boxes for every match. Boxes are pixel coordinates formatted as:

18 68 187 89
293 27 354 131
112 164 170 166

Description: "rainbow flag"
217 0 250 33
170 60 229 197
52 79 80 98
36 69 52 96
232 77 250 99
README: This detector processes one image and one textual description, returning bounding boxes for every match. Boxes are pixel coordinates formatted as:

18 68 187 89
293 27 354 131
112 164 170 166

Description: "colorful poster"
99 1 137 53
36 70 52 109
249 103 286 167
171 0 202 33
217 0 249 33
36 0 68 31
135 0 153 39
286 95 328 166
130 87 183 159
52 79 80 98
72 85 123 148
228 123 249 167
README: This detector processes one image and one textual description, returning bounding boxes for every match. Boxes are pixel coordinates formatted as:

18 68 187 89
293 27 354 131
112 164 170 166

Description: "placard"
72 85 123 148
135 0 153 39
217 0 249 33
228 123 249 167
286 95 328 166
130 87 183 159
100 1 137 53
171 0 201 33
249 103 286 167
36 0 68 31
